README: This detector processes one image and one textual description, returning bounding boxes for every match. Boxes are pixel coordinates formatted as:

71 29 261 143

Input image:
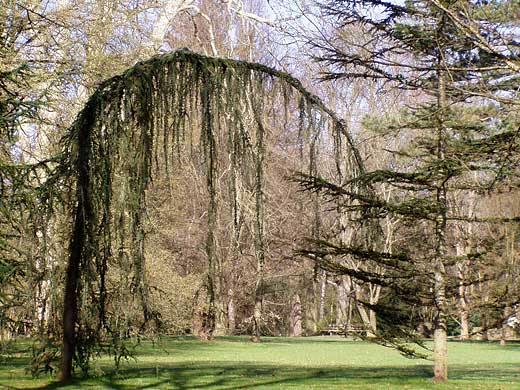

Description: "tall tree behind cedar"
0 6 36 340
0 0 65 345
298 0 520 382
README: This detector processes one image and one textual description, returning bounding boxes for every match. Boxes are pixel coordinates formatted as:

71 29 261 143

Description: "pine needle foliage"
58 49 365 379
1 44 64 350
297 0 520 378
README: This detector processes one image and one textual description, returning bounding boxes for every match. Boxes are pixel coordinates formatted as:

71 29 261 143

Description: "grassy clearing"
0 336 519 389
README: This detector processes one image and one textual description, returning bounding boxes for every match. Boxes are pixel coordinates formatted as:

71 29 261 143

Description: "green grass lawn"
1 336 519 389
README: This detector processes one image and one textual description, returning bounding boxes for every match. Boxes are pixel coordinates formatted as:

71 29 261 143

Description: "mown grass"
1 336 519 389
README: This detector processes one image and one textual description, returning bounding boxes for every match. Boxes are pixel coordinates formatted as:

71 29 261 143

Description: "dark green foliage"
28 339 60 377
0 47 64 348
298 0 520 366
58 48 365 377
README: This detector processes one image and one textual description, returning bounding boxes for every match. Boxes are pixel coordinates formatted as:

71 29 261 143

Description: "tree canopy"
0 1 519 385
53 48 368 380
299 0 520 382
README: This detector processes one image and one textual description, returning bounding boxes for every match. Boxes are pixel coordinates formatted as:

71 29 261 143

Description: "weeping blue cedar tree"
57 49 367 381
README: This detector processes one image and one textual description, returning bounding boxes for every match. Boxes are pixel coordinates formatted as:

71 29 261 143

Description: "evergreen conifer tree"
299 0 520 382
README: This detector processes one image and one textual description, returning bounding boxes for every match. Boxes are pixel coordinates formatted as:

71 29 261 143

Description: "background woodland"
1 0 519 382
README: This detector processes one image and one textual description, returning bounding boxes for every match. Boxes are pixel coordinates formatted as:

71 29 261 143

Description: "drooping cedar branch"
59 48 366 380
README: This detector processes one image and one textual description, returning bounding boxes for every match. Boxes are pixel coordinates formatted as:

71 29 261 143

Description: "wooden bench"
320 324 365 336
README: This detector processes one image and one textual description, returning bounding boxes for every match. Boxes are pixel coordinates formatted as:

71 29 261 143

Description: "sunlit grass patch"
1 336 519 389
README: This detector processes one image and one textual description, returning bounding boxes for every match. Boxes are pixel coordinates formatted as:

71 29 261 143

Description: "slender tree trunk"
356 302 370 327
336 278 348 325
356 300 375 337
61 108 93 382
289 293 303 337
460 303 470 341
353 283 376 336
500 307 510 346
305 269 319 335
336 276 354 327
205 233 217 340
306 130 321 335
501 229 517 345
336 276 350 326
205 192 217 340
251 106 265 343
318 270 327 322
457 253 470 341
455 188 475 341
347 293 353 327
481 311 489 341
433 63 448 384
204 94 218 340
214 240 226 336
251 279 263 342
227 288 236 334
61 197 85 382
214 305 226 336
369 309 377 335
368 284 381 334
433 269 448 382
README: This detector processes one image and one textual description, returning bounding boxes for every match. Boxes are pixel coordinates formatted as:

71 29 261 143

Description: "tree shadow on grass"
3 338 520 389
211 336 359 344
0 356 31 368
134 336 370 359
9 360 520 390
0 363 428 390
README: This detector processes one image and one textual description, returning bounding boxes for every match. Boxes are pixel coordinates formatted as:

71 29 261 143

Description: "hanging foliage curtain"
58 48 365 377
